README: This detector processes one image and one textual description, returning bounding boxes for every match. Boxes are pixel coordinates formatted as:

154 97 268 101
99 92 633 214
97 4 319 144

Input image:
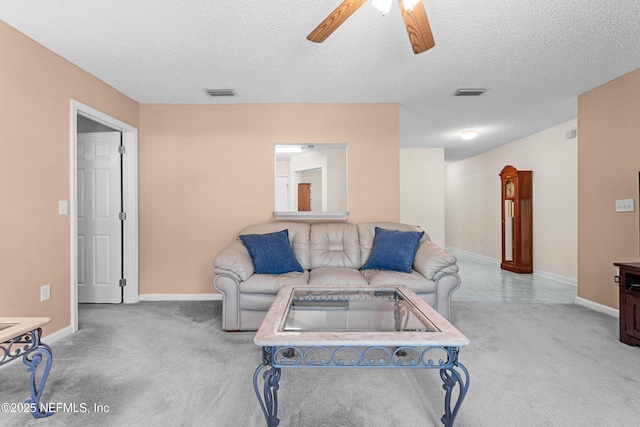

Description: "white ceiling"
2 1 639 163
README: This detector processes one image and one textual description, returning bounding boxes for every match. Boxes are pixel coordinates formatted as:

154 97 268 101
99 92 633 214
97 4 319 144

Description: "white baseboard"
575 297 619 318
447 247 577 286
43 324 75 343
139 293 222 301
446 247 500 264
532 269 577 287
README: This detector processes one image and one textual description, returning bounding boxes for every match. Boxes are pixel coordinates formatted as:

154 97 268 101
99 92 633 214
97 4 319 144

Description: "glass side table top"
255 285 469 348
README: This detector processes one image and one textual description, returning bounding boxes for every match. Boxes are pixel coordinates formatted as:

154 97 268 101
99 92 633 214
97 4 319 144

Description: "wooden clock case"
500 165 533 274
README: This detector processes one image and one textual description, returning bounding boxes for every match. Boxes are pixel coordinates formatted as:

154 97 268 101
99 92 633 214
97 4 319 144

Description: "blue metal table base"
253 345 469 427
1 328 54 418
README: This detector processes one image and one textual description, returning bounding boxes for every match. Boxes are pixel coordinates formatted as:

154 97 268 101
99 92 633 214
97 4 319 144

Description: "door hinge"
118 145 126 154
119 212 126 221
119 278 127 287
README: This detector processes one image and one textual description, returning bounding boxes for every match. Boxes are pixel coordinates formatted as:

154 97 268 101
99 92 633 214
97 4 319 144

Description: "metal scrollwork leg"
23 343 54 418
253 347 281 427
439 348 469 427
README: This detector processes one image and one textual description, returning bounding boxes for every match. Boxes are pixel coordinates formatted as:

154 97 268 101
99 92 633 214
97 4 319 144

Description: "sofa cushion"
358 222 429 263
239 222 311 270
239 271 309 294
362 227 425 273
309 267 368 285
309 223 362 269
363 269 436 293
239 230 304 275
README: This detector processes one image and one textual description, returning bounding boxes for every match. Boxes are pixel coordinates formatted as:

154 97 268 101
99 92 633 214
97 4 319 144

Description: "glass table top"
281 288 439 333
0 318 52 343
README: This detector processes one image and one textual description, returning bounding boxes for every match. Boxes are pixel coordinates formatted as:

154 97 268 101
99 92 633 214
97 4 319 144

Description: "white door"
275 176 289 211
77 132 122 303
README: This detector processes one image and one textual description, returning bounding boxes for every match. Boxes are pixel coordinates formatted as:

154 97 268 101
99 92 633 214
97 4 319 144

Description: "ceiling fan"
307 0 435 54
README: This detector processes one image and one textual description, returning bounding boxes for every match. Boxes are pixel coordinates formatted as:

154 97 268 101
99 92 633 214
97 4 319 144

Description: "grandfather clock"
500 165 533 273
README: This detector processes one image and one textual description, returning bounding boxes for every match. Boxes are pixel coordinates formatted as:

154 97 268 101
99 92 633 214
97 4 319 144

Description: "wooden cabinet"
499 165 533 273
613 262 640 346
298 183 311 211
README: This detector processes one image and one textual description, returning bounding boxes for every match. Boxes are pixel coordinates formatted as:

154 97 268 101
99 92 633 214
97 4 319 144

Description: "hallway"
451 250 577 303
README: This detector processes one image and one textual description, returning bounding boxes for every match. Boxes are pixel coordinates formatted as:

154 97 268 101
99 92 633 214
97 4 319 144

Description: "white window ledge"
273 211 349 221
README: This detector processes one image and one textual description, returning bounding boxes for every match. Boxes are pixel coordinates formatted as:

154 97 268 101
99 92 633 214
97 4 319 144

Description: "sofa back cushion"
358 222 430 265
238 222 311 270
309 223 362 269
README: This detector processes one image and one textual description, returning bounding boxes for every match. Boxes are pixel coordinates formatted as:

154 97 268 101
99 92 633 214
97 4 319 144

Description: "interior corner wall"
445 120 578 283
138 104 400 295
0 21 139 336
578 67 640 310
400 148 445 247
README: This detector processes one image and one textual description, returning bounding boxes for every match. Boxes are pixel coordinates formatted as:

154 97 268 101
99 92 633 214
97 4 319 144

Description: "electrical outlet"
40 284 50 302
615 199 635 212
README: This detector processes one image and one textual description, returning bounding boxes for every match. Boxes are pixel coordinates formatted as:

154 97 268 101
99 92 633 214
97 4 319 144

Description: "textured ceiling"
2 0 639 163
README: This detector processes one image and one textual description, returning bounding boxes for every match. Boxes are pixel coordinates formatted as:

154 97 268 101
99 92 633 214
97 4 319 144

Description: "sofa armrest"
213 240 254 281
412 241 459 281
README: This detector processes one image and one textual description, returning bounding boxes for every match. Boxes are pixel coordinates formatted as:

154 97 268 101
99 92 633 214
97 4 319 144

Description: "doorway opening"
70 101 139 332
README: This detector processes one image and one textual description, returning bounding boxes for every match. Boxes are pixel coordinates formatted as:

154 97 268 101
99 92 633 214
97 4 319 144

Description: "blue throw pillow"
362 227 425 273
239 229 304 275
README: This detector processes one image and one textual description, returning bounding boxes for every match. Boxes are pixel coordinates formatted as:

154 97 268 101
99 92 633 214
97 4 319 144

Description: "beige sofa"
212 221 460 331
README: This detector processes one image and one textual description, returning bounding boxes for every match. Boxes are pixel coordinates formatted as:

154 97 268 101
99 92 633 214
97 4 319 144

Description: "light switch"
59 200 68 215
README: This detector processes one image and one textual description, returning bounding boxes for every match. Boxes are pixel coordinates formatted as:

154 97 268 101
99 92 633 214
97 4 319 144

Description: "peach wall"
0 21 139 336
578 68 640 309
138 104 400 295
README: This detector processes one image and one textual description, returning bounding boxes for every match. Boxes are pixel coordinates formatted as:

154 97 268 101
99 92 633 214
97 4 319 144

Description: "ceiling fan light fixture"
372 0 393 15
402 0 421 11
308 0 435 54
461 130 478 141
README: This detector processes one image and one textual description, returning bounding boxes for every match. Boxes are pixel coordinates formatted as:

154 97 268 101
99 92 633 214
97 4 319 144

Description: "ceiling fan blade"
307 0 368 43
400 0 436 54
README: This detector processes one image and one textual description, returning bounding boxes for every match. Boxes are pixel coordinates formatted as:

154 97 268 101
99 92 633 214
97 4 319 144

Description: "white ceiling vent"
454 88 488 97
203 88 236 97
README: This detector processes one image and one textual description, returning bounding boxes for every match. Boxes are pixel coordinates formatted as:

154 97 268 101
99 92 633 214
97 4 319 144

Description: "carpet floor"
1 300 639 426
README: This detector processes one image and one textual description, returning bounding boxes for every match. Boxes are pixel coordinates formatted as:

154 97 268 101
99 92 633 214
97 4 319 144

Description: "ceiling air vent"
203 88 236 97
454 88 488 97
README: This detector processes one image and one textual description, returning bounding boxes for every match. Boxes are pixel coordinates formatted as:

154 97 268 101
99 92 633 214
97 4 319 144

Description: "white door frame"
70 100 139 332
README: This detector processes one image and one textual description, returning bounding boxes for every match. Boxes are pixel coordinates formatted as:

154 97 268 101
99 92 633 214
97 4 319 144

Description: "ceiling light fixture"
402 0 421 11
372 0 420 15
371 0 392 15
461 130 478 140
275 146 302 153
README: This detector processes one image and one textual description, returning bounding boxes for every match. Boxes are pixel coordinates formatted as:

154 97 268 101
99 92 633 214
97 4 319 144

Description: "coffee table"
0 317 53 418
253 285 469 427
